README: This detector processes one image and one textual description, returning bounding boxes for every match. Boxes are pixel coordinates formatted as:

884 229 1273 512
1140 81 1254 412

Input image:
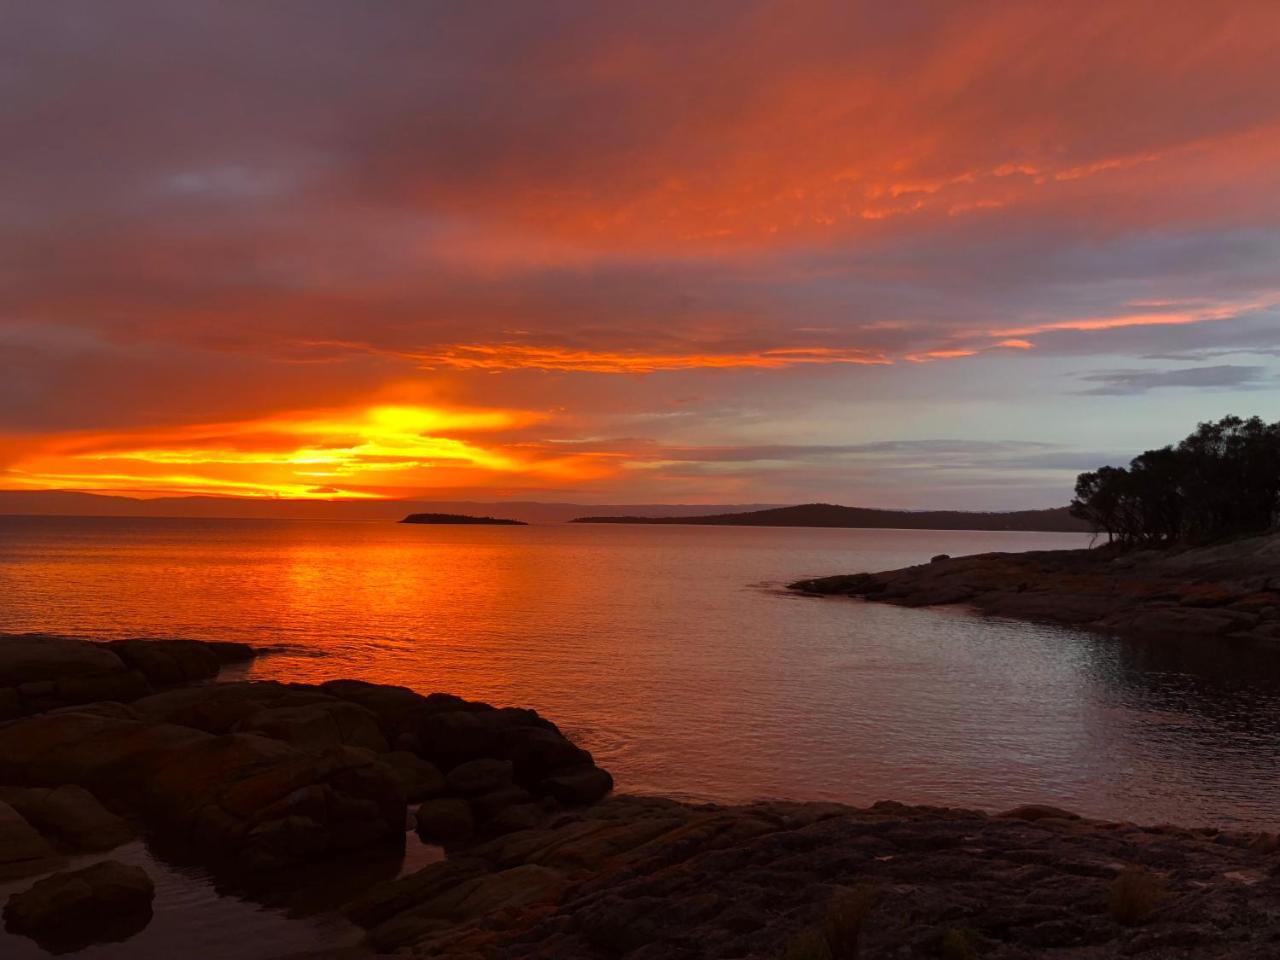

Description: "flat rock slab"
790 533 1280 645
347 796 1280 959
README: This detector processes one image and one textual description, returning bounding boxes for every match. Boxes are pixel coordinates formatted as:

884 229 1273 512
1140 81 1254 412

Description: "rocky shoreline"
789 531 1280 646
0 633 1278 957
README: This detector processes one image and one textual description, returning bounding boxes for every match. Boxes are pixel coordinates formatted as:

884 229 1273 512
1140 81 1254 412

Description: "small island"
399 512 527 525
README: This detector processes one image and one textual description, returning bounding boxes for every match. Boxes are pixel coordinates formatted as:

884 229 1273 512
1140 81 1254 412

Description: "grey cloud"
1076 365 1272 396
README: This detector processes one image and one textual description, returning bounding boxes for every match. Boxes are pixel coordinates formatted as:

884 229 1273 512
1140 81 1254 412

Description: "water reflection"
2 516 1278 829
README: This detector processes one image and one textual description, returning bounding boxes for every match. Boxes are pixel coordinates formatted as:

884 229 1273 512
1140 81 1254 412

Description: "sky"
3 0 1280 509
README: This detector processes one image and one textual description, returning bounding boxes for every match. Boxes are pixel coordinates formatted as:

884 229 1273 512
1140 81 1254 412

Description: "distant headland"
399 512 527 526
790 417 1280 644
572 502 1088 533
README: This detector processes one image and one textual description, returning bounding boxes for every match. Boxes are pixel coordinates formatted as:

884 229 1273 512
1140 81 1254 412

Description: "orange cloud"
411 344 892 373
0 403 615 499
988 294 1280 339
904 348 979 363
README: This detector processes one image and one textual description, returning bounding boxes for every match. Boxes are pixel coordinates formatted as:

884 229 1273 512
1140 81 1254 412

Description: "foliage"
783 885 877 960
783 928 833 960
940 927 979 959
823 885 876 959
1070 416 1280 546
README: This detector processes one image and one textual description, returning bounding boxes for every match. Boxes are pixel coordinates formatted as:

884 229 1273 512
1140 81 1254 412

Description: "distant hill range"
572 503 1089 532
401 513 526 526
0 490 781 524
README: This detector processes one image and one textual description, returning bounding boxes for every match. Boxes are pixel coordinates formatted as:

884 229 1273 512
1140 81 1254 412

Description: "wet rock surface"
790 532 1280 645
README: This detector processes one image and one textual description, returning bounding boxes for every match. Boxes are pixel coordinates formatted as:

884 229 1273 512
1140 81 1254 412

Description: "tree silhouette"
1071 416 1280 546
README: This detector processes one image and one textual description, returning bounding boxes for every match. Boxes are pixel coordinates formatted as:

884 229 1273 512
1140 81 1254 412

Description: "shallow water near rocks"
0 833 445 959
2 515 1279 833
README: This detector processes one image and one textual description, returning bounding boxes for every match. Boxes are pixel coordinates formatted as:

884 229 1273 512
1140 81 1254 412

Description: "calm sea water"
3 515 1279 832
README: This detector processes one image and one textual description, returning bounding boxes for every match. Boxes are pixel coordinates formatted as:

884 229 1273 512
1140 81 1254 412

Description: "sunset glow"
2 404 618 499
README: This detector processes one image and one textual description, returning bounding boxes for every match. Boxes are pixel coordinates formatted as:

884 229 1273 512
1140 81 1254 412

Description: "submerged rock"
4 859 154 951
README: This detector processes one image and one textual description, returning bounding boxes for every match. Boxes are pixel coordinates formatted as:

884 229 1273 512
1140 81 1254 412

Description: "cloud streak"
1077 365 1271 396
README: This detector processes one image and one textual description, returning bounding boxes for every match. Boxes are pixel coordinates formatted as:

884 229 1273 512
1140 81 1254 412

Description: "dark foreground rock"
0 635 612 876
344 795 1280 959
0 784 134 851
790 531 1280 645
4 859 155 952
0 634 256 721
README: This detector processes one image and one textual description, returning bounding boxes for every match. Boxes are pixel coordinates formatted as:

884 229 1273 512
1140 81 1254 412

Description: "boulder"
202 640 258 664
0 635 125 686
0 710 405 870
542 766 614 805
320 679 435 743
471 785 534 821
446 759 514 796
381 751 445 801
3 859 154 951
485 803 542 837
49 669 150 707
415 798 474 843
505 726 594 784
0 785 133 851
132 681 326 733
103 638 222 684
416 710 508 767
0 635 145 718
232 701 389 753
